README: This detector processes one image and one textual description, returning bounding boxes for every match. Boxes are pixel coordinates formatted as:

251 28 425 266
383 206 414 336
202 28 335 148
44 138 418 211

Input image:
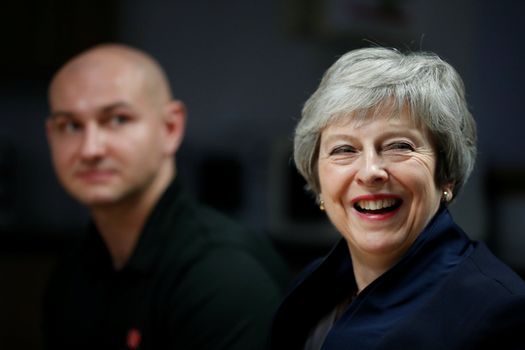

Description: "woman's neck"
348 245 404 293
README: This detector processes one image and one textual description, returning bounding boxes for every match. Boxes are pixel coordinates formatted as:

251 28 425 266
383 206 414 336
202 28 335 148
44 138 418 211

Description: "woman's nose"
355 151 388 186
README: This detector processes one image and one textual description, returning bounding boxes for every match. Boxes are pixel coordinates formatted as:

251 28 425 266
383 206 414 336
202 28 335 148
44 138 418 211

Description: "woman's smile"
352 194 403 220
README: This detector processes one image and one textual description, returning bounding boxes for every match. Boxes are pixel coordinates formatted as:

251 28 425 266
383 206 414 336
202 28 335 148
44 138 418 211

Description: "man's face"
46 59 171 208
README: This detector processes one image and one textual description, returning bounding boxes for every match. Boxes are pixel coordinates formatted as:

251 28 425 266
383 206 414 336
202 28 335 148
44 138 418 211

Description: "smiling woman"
318 112 442 276
270 47 525 350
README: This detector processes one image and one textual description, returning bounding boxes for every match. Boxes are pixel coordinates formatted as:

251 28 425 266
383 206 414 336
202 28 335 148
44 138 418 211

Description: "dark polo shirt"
43 177 289 350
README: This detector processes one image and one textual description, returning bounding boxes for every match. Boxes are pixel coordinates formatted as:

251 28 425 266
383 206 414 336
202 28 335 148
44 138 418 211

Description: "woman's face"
317 111 444 263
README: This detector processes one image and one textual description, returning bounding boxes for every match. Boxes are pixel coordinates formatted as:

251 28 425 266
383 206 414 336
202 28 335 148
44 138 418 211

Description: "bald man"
43 44 288 350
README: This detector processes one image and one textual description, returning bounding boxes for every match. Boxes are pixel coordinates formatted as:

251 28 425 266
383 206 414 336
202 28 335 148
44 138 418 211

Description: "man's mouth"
75 169 116 181
354 198 402 214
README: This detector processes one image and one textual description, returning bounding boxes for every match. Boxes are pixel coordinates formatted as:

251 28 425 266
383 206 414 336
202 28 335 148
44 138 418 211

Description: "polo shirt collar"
83 177 187 277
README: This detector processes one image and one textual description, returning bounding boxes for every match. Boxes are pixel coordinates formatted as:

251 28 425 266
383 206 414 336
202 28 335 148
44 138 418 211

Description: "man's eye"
60 120 82 133
111 115 127 125
109 114 130 127
330 145 356 155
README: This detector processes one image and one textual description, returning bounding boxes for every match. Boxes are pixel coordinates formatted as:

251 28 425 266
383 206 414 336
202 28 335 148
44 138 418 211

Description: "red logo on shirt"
127 328 142 349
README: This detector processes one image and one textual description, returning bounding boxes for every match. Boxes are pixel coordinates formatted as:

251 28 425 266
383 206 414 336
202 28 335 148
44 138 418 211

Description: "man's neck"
91 165 174 270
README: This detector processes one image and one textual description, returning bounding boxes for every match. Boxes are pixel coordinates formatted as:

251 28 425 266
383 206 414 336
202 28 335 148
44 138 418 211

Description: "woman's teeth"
355 198 400 212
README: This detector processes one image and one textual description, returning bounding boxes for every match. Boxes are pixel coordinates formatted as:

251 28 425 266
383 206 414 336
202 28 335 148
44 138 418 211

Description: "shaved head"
45 43 186 210
49 43 173 109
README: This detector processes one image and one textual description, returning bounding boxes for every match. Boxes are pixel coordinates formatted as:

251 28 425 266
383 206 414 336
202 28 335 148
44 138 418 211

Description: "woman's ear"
162 99 186 155
442 183 454 203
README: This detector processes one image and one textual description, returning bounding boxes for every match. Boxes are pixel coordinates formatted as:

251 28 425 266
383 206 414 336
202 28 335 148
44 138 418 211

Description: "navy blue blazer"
270 208 525 349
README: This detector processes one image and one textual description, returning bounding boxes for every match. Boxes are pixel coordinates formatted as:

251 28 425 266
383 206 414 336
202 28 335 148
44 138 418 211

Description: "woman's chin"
349 234 412 261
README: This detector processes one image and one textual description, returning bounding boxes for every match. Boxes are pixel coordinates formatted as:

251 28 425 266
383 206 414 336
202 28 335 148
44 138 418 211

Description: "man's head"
46 44 186 209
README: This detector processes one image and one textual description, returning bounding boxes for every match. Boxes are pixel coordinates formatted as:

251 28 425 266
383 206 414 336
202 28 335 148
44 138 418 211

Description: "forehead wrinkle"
321 112 431 149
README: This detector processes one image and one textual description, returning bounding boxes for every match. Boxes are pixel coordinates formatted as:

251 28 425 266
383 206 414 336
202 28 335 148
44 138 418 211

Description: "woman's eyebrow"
321 133 356 144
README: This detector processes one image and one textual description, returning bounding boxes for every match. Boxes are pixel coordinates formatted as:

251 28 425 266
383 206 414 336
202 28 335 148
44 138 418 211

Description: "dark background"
1 0 525 348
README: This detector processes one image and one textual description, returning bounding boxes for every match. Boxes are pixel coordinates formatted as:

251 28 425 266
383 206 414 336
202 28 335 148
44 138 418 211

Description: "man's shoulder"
162 196 272 255
157 198 289 284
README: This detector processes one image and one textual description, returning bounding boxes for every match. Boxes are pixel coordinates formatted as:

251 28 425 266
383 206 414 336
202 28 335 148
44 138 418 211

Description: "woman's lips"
352 194 403 220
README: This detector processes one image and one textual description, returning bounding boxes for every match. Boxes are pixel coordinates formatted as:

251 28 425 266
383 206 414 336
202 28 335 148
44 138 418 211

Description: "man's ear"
162 99 186 155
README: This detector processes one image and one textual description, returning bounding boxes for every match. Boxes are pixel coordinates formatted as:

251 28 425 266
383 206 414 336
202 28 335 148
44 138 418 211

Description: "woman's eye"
386 142 414 151
329 145 356 155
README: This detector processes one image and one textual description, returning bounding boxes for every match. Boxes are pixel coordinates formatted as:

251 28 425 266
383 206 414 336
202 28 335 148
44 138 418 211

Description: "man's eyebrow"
48 102 135 119
48 111 73 119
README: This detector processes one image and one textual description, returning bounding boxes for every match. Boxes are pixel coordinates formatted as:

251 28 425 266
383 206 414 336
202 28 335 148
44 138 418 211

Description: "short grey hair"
294 47 477 200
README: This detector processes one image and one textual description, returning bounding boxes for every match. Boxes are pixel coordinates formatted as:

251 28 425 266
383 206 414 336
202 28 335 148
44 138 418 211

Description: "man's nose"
79 124 105 159
355 150 388 187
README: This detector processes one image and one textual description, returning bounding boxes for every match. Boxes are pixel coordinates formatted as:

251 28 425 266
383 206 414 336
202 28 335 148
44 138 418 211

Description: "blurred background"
1 0 525 348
